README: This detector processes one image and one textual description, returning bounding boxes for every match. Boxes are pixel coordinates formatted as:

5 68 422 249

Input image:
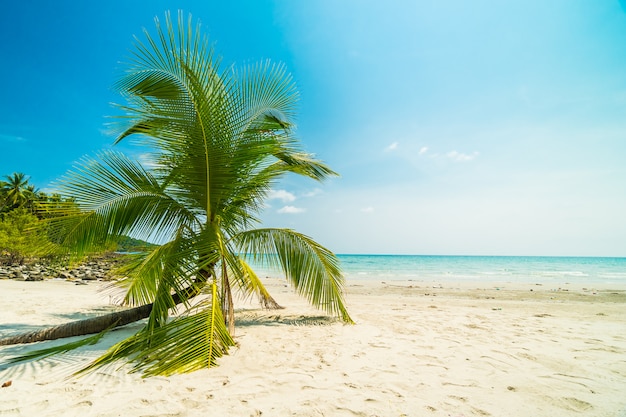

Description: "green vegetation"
0 209 48 264
16 12 351 377
1 172 38 215
0 173 64 264
0 173 156 264
115 236 158 252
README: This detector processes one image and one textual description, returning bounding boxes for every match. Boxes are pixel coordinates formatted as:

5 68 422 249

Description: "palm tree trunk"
0 303 153 346
220 260 236 335
224 276 235 335
0 275 209 346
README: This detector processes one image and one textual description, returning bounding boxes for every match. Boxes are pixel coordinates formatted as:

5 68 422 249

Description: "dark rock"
25 274 43 281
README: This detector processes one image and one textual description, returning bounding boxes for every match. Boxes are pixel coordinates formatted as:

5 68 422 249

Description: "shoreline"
1 278 625 416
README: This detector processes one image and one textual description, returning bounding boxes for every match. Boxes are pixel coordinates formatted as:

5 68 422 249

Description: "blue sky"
2 1 626 256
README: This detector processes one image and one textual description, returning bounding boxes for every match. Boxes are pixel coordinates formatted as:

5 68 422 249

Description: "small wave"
532 271 589 277
599 272 626 278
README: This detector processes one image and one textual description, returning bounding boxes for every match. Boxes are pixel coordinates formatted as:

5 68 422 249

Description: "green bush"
0 209 49 264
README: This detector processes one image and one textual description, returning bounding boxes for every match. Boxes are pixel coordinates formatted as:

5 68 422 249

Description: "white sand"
1 278 626 417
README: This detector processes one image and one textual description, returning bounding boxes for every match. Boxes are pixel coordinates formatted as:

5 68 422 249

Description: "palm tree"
0 172 35 212
29 12 351 376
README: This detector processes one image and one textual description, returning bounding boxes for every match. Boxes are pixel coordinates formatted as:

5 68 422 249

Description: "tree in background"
0 172 36 214
32 12 351 377
0 174 48 263
0 209 48 264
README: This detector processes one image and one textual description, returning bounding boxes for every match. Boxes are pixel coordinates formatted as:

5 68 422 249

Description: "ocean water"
337 255 626 285
252 255 626 285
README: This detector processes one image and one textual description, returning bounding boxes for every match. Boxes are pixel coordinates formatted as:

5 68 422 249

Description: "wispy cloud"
268 189 296 202
137 152 160 169
446 150 479 162
385 142 399 152
0 133 26 142
302 188 323 198
416 146 478 162
361 206 374 213
278 205 306 214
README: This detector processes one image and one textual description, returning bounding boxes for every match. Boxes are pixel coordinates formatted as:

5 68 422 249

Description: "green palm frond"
221 249 282 309
271 146 339 181
234 228 353 323
236 60 299 131
7 329 111 365
46 151 199 255
78 283 234 377
116 235 197 307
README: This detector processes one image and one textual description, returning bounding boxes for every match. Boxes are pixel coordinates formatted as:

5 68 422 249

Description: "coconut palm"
0 172 35 213
34 12 351 376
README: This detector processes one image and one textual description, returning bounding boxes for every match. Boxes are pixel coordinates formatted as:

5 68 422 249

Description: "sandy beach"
1 278 625 417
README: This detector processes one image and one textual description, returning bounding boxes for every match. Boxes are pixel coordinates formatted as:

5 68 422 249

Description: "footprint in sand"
561 397 593 412
448 395 468 403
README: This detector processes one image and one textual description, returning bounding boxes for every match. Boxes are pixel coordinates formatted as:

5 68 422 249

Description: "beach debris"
1 380 11 388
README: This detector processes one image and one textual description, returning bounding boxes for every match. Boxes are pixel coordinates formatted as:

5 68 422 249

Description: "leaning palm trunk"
0 273 215 346
0 303 152 346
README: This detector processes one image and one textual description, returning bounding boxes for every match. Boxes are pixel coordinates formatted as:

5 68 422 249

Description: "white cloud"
137 152 160 169
415 147 478 162
278 205 306 214
446 150 479 162
0 133 26 142
302 188 323 198
385 142 399 152
268 189 296 202
360 206 375 213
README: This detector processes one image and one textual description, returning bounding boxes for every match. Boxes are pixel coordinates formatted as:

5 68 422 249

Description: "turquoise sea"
254 255 626 285
335 255 626 285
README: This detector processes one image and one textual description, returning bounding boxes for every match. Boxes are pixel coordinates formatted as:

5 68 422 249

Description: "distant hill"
116 236 159 252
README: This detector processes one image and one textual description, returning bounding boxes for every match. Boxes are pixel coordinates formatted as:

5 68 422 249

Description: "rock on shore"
0 254 126 282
